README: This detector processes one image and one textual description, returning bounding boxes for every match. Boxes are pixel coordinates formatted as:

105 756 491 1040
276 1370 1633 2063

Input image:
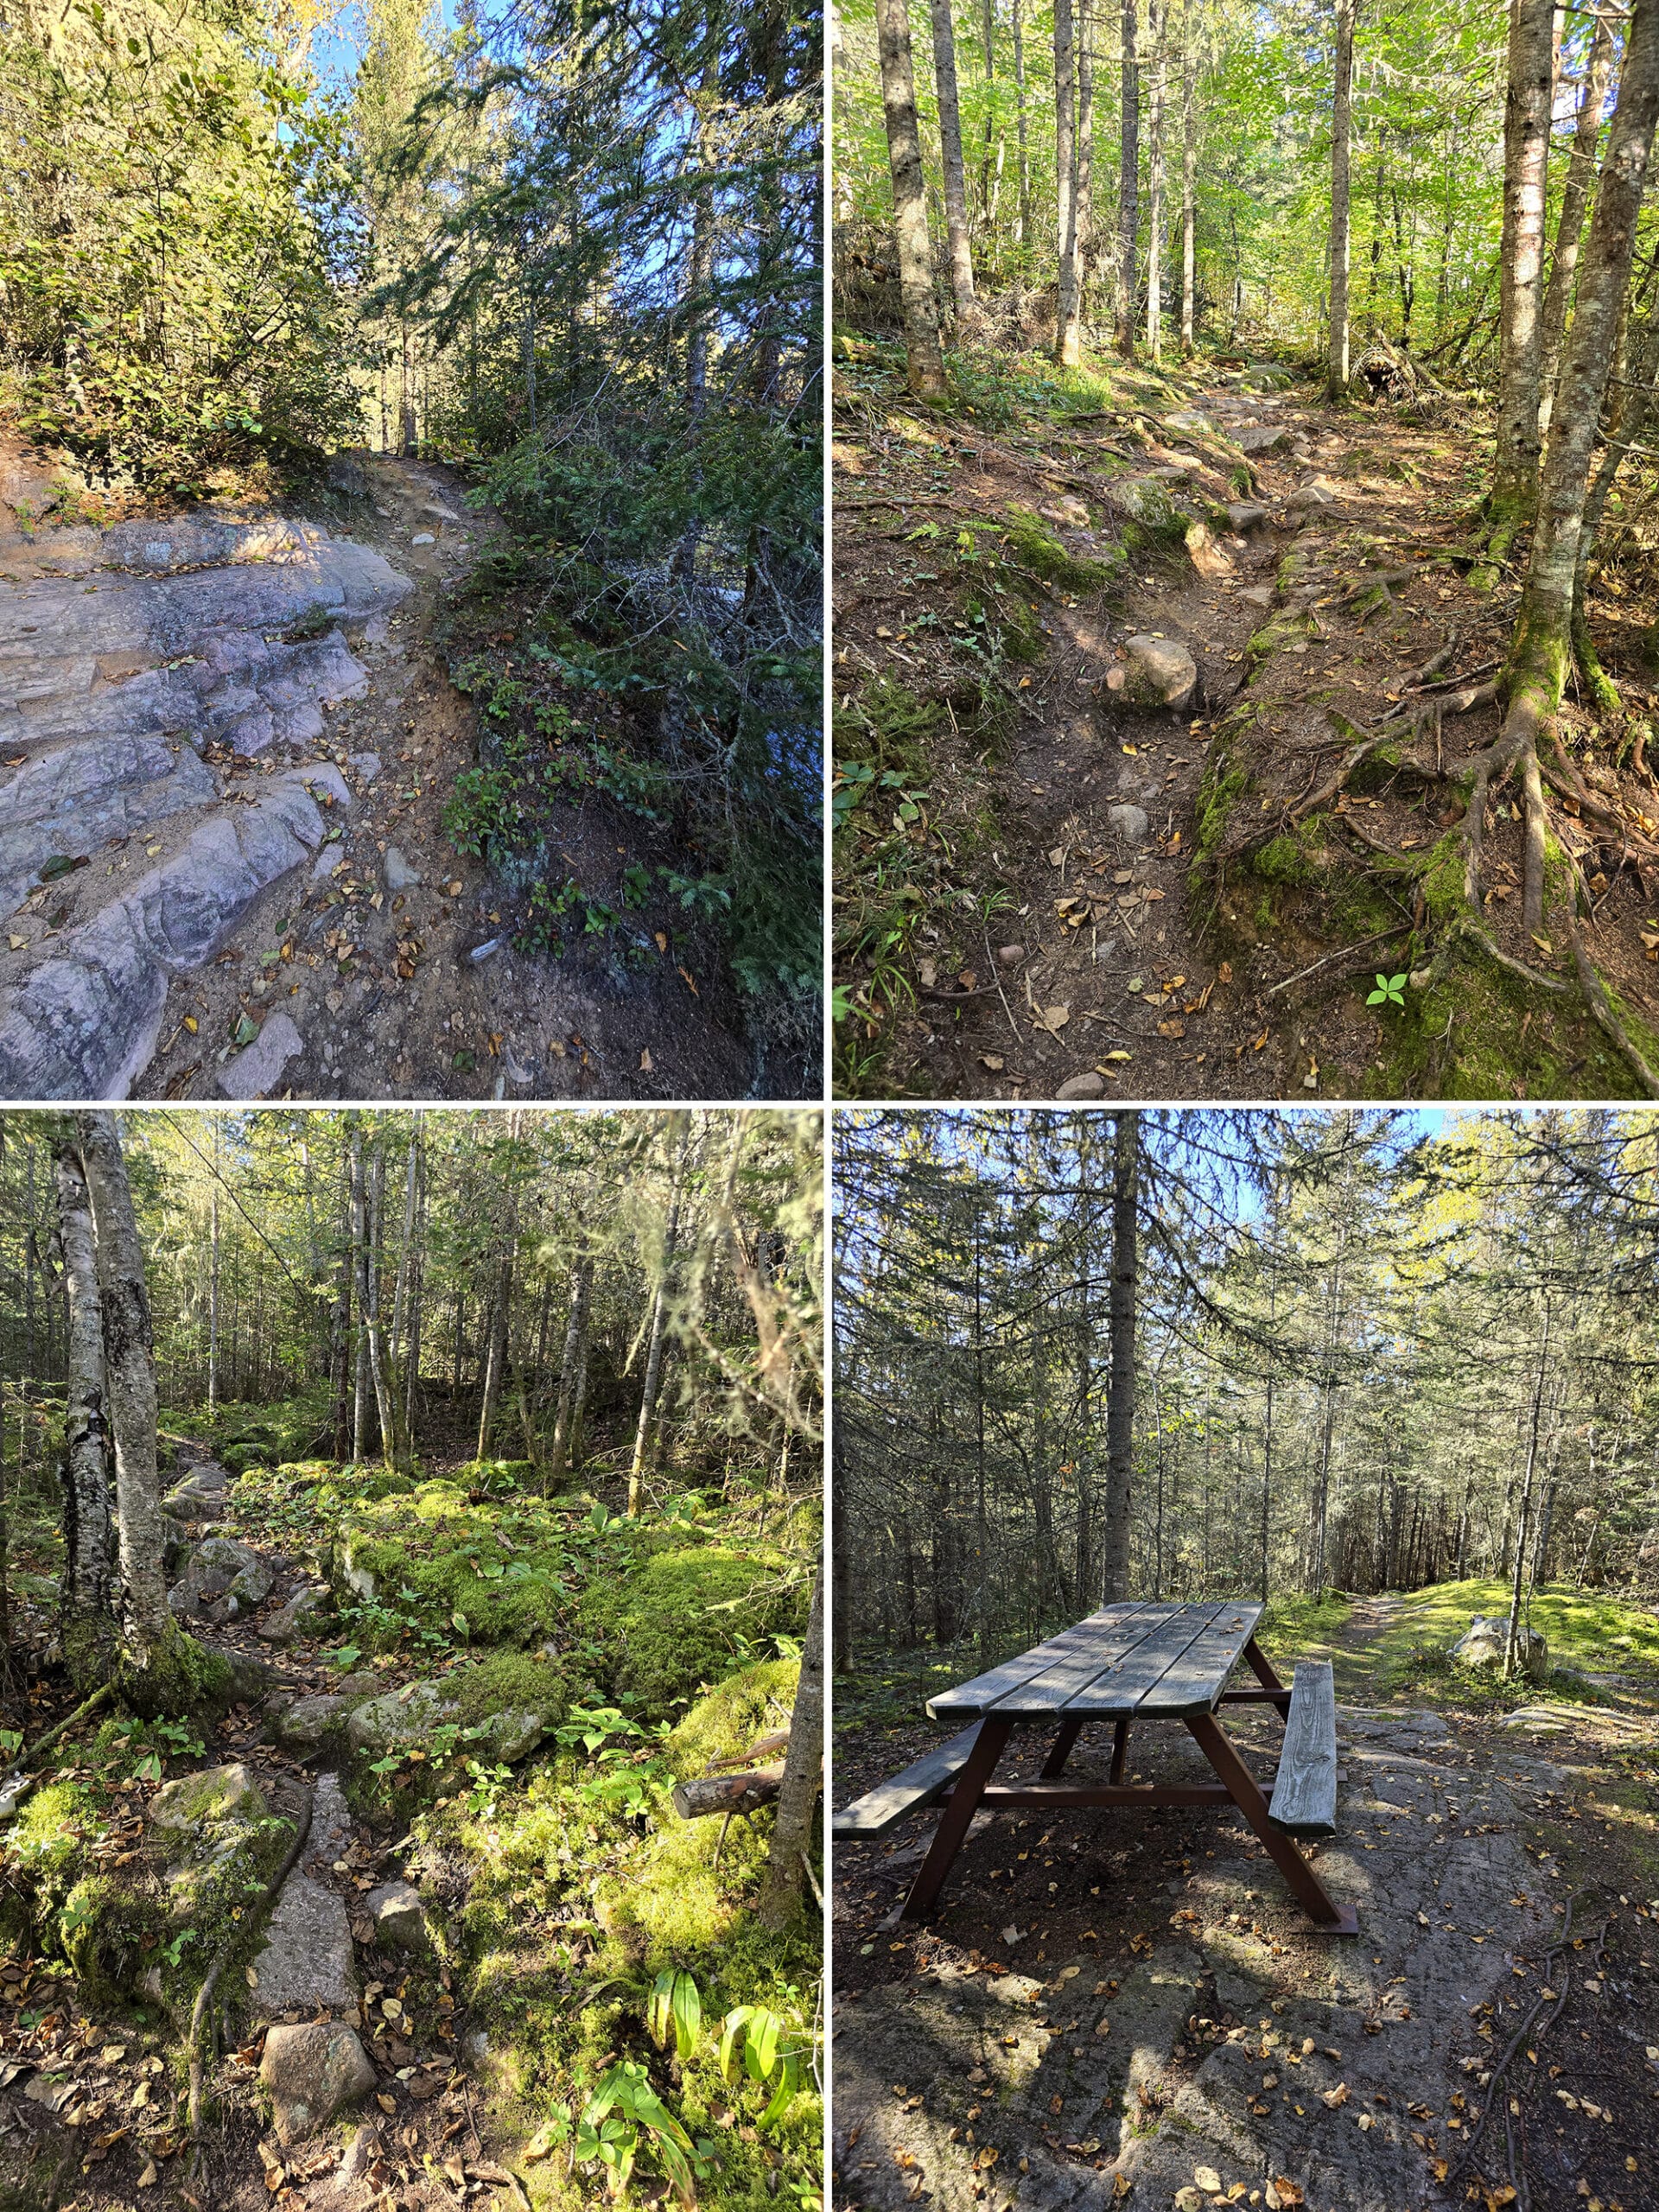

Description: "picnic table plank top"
926 1600 1264 1721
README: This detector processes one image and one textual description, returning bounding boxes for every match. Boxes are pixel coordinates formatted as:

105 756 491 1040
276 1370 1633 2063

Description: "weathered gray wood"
832 1724 983 1839
1124 1604 1264 1718
963 1603 1172 1714
1268 1661 1338 1838
1058 1603 1233 1715
925 1605 1147 1719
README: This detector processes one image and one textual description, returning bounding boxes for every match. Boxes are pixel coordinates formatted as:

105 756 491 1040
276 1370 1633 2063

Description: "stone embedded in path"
0 734 218 914
365 1880 429 1953
1108 803 1150 847
250 1871 358 2018
1232 423 1290 454
217 1010 304 1101
260 2024 377 2145
1226 502 1269 533
1118 635 1198 710
257 1584 332 1645
168 1535 273 1621
383 843 420 891
1055 1072 1105 1100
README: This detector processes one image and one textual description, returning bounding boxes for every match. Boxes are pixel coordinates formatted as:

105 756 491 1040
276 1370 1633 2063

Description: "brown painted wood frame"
898 1633 1357 1933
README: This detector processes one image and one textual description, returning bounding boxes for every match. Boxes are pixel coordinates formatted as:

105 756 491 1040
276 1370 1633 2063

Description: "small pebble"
998 944 1026 965
1056 1072 1105 1100
468 937 503 963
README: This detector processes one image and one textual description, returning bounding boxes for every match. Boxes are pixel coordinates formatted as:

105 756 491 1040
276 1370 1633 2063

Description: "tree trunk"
628 1154 688 1514
1327 0 1356 397
1502 0 1659 782
758 1564 823 1928
1116 0 1139 356
1097 1110 1140 1599
1053 0 1081 364
1505 1296 1552 1675
1179 5 1197 353
330 1151 353 1459
385 1129 419 1462
476 1257 511 1462
366 1140 395 1467
207 1121 219 1416
351 1129 369 1462
1013 0 1031 252
548 1254 594 1486
1491 0 1558 525
54 1139 114 1642
78 1113 167 1665
874 0 949 397
1143 0 1166 359
1077 0 1095 327
1538 15 1617 447
930 0 976 317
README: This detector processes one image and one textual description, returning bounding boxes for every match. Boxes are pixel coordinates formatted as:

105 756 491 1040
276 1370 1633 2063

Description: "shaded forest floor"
0 1412 820 2212
831 322 1659 1100
831 1580 1659 2212
0 441 760 1100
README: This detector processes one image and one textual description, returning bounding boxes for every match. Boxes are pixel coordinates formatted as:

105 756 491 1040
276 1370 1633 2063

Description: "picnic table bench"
834 1599 1356 1933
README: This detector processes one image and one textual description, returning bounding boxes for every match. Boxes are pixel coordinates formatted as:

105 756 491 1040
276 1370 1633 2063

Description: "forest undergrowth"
832 318 1659 1102
0 1413 822 2212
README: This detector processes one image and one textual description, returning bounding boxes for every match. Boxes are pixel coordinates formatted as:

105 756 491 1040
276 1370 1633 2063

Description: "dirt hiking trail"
0 442 750 1101
832 1600 1659 2212
833 349 1659 1101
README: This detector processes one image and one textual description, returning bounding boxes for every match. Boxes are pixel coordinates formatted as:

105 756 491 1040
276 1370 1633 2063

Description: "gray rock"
250 1872 358 2018
327 454 371 499
1233 423 1290 454
468 937 502 963
217 1011 303 1101
260 2024 377 2145
418 499 460 524
996 944 1025 966
383 844 420 892
258 1584 332 1646
0 735 218 914
270 1692 348 1750
1451 1615 1548 1682
1056 1072 1104 1099
1163 410 1214 435
366 1880 429 1953
1108 803 1150 846
148 1763 266 1848
346 1676 550 1765
410 532 435 546
350 751 382 784
308 1772 355 1870
1225 502 1269 533
1238 584 1275 607
168 1535 273 1622
0 764 351 1100
1120 634 1198 710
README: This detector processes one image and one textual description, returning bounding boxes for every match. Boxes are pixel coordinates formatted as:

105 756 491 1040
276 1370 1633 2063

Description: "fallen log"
671 1765 785 1820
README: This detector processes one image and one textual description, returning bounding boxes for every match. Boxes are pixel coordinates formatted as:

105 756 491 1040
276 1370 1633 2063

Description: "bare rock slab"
260 2024 376 2145
251 1872 358 2018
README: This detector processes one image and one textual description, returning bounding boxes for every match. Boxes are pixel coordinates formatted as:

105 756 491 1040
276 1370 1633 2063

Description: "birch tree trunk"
930 0 976 316
55 1138 114 1644
1491 0 1558 530
1326 0 1355 397
78 1113 168 1666
1116 0 1139 356
1053 0 1081 363
874 0 948 396
1077 0 1095 328
475 1258 510 1461
1097 1110 1140 1599
757 1564 823 1929
1537 16 1617 447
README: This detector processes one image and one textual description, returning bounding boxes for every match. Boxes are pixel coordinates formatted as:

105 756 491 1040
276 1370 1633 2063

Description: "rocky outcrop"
168 1535 273 1623
1450 1615 1549 1682
0 502 411 1100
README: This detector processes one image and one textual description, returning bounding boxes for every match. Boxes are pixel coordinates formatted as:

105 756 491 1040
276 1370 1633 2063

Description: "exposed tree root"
1568 899 1659 1099
1572 602 1624 719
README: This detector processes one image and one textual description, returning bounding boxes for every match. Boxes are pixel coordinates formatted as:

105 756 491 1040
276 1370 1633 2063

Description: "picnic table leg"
1039 1719 1084 1779
1185 1713 1358 1936
1109 1717 1131 1785
900 1718 1014 1920
1242 1637 1286 1693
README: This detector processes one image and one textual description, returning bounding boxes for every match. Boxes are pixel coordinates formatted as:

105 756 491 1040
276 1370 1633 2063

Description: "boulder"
1108 803 1150 846
1450 1615 1549 1683
260 2024 377 2145
365 1881 429 1953
1119 635 1198 710
258 1585 333 1646
345 1677 548 1765
1233 423 1290 455
1226 503 1269 533
148 1763 266 1850
168 1535 273 1622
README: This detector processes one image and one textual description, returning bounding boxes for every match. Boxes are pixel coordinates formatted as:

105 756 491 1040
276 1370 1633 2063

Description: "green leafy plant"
1366 972 1408 1010
573 2060 712 2203
649 1967 702 2062
719 2005 805 2129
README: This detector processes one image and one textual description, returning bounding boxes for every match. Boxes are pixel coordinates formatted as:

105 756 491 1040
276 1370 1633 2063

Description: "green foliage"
1365 972 1408 1011
579 1547 809 1714
0 0 359 484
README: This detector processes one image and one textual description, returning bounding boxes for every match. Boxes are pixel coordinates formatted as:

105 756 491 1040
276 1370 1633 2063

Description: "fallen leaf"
1321 2082 1350 2108
1157 1019 1186 1039
137 2163 158 2190
981 1054 1005 1071
377 2094 397 2114
1194 2167 1223 2192
1033 1003 1071 1035
639 1049 652 1072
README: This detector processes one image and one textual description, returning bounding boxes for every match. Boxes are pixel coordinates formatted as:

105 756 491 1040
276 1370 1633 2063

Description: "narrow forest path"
834 348 1659 1100
0 442 752 1100
0 1439 503 2212
831 1591 1659 2212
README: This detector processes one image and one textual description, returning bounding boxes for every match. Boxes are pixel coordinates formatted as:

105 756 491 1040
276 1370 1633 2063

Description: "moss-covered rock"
147 1762 266 1848
580 1546 808 1716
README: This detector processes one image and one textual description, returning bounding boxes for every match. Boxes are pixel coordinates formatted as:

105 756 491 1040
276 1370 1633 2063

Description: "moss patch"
580 1547 808 1716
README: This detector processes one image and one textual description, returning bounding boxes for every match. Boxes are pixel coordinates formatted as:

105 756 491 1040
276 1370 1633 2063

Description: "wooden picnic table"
848 1599 1357 1934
